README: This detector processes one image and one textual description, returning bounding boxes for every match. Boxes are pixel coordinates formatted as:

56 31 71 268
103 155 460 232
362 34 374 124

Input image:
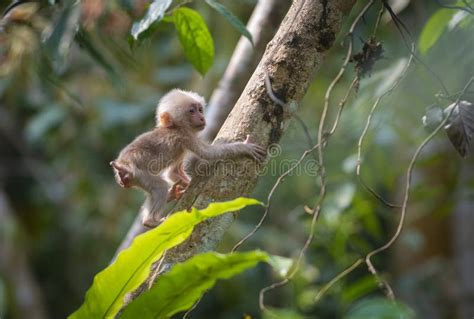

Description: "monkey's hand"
242 135 267 162
110 161 133 188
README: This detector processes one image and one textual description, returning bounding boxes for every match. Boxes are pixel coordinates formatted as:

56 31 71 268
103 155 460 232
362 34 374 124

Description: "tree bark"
202 0 290 141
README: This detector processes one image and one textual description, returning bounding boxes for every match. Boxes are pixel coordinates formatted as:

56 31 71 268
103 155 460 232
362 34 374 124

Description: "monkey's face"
187 102 206 131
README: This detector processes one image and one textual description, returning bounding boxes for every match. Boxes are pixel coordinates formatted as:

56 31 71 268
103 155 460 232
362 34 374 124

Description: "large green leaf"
418 9 454 54
172 7 215 75
204 0 253 45
121 251 269 319
69 198 261 319
131 0 173 40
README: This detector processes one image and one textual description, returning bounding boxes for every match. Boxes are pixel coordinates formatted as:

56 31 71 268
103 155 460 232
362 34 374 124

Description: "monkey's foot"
172 181 188 200
167 181 188 202
110 161 133 188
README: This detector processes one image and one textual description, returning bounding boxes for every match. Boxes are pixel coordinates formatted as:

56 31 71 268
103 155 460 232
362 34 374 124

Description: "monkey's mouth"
196 124 205 130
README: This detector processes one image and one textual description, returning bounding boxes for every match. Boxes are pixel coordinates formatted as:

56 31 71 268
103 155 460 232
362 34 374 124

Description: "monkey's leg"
177 163 191 184
140 177 169 228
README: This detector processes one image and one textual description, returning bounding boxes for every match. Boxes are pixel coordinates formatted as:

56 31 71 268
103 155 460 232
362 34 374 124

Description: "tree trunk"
163 0 356 263
124 0 356 302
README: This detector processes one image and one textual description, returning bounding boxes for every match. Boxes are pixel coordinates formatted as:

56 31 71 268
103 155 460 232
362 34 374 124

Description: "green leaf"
345 297 415 319
418 9 455 54
121 251 269 319
268 255 294 278
172 7 215 75
131 0 173 40
341 276 378 303
69 197 261 319
204 0 253 45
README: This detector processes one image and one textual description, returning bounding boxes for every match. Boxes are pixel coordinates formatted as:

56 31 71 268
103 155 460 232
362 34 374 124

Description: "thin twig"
383 0 452 99
231 72 321 252
148 250 167 289
182 295 203 319
364 76 474 300
258 1 376 312
314 258 364 302
356 44 415 208
232 141 321 252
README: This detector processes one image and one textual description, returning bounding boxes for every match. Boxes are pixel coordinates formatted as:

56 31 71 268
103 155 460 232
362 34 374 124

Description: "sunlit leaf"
418 9 454 54
68 198 261 319
204 0 253 45
172 7 214 75
345 297 415 319
443 100 474 157
131 0 173 40
448 11 469 29
121 251 269 319
267 255 294 278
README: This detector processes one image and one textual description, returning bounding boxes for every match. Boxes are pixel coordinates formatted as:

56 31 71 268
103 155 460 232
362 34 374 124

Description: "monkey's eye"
198 107 203 112
189 108 195 113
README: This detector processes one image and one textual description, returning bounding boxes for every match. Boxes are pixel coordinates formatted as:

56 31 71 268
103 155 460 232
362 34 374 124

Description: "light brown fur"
111 89 266 227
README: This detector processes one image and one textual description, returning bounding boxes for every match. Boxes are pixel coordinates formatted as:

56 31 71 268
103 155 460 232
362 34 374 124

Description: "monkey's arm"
187 136 266 162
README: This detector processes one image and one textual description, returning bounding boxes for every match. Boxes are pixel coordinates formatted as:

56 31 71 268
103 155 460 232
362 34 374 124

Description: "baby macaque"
111 89 266 227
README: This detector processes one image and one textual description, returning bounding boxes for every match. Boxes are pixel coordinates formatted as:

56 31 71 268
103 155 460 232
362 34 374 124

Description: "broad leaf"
422 105 444 131
121 251 269 319
418 9 454 54
173 7 214 75
204 0 253 45
443 100 474 157
69 198 261 319
268 255 294 278
131 0 173 40
345 297 414 319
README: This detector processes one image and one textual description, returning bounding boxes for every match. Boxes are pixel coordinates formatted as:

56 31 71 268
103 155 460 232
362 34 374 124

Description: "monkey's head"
156 89 206 132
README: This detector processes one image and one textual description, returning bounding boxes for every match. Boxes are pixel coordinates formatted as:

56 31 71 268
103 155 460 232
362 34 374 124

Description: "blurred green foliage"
0 0 473 318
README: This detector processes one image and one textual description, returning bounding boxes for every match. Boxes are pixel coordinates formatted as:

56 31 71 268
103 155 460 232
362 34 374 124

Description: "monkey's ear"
159 112 174 128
